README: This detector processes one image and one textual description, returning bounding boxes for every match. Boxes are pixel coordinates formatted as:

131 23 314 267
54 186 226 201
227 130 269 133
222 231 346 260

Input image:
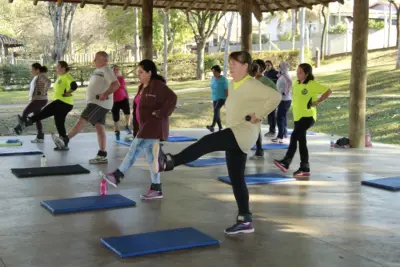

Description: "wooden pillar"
348 0 369 148
240 0 252 52
142 0 153 60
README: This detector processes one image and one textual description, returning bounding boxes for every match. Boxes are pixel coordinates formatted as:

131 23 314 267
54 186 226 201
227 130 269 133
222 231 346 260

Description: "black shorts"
81 103 109 126
111 98 131 122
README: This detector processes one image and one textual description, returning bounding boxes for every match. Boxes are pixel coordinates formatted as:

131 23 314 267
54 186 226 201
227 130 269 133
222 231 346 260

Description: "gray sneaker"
51 133 66 149
31 138 44 143
89 155 108 164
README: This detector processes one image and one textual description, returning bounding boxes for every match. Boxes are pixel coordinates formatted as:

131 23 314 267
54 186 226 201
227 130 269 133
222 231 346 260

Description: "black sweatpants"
255 132 263 152
30 100 73 138
285 117 315 163
211 99 225 129
172 129 250 217
22 99 48 137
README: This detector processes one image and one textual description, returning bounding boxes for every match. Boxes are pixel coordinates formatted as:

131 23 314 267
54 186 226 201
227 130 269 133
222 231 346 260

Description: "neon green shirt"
53 73 75 105
233 74 251 90
292 80 328 121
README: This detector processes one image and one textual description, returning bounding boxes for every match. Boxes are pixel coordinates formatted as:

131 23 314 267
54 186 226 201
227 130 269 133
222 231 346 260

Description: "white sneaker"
31 138 44 143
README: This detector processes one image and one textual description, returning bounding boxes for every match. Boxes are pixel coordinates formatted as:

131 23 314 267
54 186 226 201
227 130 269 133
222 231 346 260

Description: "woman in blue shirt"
206 65 228 132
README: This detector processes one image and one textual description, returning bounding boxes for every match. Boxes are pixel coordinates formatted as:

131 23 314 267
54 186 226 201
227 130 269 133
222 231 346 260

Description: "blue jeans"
277 100 291 139
119 138 160 184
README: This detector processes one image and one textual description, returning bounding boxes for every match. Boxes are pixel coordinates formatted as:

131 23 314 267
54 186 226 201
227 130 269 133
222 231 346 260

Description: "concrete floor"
0 128 399 267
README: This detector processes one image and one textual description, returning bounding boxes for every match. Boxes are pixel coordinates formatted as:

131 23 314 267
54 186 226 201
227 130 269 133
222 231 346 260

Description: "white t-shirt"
86 65 117 109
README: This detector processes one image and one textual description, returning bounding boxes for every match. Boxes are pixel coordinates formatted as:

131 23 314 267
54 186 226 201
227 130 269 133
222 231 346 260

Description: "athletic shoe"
115 131 120 141
89 155 108 164
224 222 255 235
54 147 69 151
125 126 132 134
264 132 275 137
293 169 310 179
152 141 160 173
206 125 214 133
274 158 291 173
156 146 174 172
271 138 284 143
31 138 44 143
140 190 163 200
100 171 119 187
52 133 66 149
249 150 264 160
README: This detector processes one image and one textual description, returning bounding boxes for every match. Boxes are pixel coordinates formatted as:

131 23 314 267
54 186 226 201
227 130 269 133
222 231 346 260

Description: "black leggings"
172 129 250 216
30 100 73 138
255 132 262 152
211 99 225 129
285 117 315 163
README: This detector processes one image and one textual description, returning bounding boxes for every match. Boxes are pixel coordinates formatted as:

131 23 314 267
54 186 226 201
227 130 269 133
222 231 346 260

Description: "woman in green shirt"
249 59 277 160
274 63 332 178
15 61 78 150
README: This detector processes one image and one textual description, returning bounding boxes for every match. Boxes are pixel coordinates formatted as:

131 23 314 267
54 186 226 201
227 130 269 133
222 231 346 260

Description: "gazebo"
9 0 368 148
0 34 24 57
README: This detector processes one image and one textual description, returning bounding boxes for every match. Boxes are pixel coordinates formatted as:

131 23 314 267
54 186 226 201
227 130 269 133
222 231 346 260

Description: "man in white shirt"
52 51 120 164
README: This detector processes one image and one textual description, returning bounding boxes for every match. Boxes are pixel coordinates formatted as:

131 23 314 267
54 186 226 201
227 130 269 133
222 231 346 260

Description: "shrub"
328 23 347 34
368 19 384 30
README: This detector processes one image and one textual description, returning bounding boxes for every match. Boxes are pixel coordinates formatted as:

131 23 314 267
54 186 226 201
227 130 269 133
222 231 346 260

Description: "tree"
166 10 193 53
47 2 77 62
186 11 225 80
320 5 330 61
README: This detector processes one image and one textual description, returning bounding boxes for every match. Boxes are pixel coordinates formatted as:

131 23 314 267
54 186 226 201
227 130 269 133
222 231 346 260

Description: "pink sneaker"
140 190 163 200
100 171 119 188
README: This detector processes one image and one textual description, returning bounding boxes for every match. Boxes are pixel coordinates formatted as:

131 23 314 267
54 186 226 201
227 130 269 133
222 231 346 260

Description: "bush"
328 23 347 34
278 32 299 41
368 19 384 30
0 64 32 88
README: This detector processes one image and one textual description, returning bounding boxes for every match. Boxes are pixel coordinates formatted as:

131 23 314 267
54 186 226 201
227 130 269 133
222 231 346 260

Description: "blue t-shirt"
210 75 228 101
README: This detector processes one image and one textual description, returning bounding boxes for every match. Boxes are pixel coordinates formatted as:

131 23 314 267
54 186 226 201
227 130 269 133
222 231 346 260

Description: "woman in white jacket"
272 62 292 143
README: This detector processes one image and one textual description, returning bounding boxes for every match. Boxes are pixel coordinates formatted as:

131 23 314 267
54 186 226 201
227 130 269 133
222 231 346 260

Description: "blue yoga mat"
218 173 295 185
251 143 289 150
115 140 131 146
41 194 136 214
185 157 226 167
167 135 197 142
0 148 42 156
361 177 400 191
101 227 220 258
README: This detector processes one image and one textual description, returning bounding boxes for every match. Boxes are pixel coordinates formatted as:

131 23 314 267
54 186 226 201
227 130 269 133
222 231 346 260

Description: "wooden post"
142 0 153 60
348 0 369 148
240 1 252 52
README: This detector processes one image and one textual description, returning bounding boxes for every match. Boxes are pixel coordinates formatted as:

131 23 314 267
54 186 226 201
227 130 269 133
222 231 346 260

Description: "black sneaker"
293 162 310 179
274 157 291 173
157 146 174 172
224 222 255 235
206 125 214 133
249 150 264 160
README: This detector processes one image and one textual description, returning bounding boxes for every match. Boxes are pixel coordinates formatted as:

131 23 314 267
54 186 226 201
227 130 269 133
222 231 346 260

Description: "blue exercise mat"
361 177 400 191
0 148 42 156
115 140 131 146
218 173 295 185
251 143 289 150
185 157 226 167
167 135 197 142
41 194 136 214
101 227 220 258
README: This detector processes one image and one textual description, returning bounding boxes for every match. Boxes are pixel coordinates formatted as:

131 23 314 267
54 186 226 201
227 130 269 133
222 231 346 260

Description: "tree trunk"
348 0 369 148
132 7 140 62
142 0 153 60
196 41 205 80
321 6 328 61
223 12 235 76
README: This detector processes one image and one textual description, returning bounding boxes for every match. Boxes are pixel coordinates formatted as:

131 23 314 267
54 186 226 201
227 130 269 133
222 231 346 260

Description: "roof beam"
296 0 313 9
56 0 63 6
80 0 86 8
33 0 39 5
262 0 285 10
252 0 263 22
123 0 131 10
223 0 228 12
165 0 177 11
185 0 197 12
205 0 213 12
102 0 109 9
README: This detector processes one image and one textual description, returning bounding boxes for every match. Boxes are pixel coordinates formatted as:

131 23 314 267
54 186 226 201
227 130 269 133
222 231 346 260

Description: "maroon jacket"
132 79 177 141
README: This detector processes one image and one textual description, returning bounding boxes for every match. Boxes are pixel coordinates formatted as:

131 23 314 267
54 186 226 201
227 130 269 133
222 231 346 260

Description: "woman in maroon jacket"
102 59 177 200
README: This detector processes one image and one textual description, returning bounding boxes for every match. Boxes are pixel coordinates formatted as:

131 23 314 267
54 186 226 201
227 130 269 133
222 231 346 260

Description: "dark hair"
211 65 221 73
229 51 252 72
298 63 314 84
58 61 70 72
138 59 166 83
250 59 266 76
31 63 48 73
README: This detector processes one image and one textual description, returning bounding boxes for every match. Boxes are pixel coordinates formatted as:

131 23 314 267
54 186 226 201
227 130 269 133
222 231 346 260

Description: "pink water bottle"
100 179 107 196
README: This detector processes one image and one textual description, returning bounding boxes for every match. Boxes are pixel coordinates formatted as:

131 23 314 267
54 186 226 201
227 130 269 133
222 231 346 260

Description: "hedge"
1 50 306 88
